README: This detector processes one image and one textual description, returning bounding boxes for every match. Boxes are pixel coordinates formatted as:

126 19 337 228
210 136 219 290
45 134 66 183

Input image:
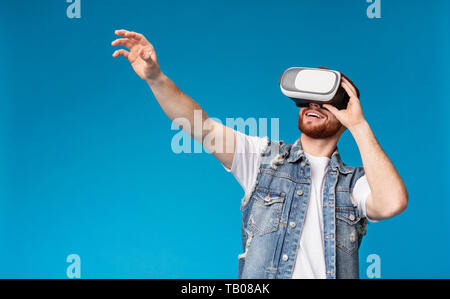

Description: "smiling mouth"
305 110 325 119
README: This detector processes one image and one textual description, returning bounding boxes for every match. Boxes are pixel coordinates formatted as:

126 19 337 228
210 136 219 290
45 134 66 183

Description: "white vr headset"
279 67 350 110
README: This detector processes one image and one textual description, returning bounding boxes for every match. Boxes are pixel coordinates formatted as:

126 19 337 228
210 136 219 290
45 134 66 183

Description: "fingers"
115 29 147 42
114 29 129 37
341 77 358 97
111 38 134 48
341 80 358 99
125 31 143 40
112 49 130 58
126 31 149 45
322 104 340 115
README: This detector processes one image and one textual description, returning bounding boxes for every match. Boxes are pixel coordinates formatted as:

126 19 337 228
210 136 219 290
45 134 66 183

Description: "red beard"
298 109 343 139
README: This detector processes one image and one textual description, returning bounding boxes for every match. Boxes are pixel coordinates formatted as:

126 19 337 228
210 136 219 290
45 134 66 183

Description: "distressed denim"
238 139 367 279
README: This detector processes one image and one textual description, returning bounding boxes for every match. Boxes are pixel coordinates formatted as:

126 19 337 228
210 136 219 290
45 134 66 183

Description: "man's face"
298 103 343 139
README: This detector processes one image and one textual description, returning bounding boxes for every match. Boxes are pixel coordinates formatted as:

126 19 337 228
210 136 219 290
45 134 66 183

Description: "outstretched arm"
112 29 236 168
323 78 408 220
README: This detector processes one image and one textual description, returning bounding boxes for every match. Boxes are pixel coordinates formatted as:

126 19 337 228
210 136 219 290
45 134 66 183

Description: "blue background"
1 0 449 278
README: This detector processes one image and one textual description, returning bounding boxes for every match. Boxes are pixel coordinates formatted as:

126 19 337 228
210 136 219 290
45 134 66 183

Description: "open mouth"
304 109 326 119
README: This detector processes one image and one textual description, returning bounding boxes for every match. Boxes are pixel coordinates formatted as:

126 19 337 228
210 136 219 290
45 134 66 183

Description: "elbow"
399 181 409 210
372 190 408 220
393 196 408 216
397 187 409 213
386 190 409 218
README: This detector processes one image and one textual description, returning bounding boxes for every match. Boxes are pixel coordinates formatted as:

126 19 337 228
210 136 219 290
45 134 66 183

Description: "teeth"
307 112 321 118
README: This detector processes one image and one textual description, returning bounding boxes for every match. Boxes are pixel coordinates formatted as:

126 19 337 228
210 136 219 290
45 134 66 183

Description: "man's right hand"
112 29 162 82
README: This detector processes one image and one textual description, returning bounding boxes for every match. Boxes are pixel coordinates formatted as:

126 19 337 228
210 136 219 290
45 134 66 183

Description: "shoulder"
234 131 269 155
260 140 293 165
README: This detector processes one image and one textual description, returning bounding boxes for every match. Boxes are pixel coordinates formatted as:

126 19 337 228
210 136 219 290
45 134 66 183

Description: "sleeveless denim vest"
238 138 368 279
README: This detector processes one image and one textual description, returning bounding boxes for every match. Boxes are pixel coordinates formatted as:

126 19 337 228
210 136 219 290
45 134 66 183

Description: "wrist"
348 119 370 136
145 71 166 87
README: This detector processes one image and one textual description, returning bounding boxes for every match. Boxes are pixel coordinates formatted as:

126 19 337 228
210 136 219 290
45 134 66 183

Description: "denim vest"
238 138 368 279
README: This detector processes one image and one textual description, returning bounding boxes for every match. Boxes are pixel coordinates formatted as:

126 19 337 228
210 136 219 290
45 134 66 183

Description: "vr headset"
279 67 350 110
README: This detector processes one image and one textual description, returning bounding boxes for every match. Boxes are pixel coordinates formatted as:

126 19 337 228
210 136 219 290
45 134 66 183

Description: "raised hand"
323 77 366 130
112 29 162 81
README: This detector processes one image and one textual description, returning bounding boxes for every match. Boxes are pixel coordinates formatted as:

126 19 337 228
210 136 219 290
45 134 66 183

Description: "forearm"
349 121 408 219
146 73 212 141
146 73 235 167
147 73 206 123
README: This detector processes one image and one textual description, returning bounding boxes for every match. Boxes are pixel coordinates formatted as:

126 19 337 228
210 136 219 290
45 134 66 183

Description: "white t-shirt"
224 131 372 279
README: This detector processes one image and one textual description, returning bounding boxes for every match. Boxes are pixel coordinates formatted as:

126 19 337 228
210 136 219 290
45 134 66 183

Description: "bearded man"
112 29 408 279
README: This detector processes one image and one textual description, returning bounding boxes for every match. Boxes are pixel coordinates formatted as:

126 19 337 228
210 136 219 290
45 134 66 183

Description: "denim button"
282 254 289 261
349 213 355 221
300 161 306 167
296 190 303 196
289 222 296 228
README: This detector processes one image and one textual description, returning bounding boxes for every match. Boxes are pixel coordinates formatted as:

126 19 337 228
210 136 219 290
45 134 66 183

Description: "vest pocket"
248 188 286 236
336 207 360 255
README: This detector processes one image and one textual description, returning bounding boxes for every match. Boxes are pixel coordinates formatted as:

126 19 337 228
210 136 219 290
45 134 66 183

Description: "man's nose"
309 103 321 109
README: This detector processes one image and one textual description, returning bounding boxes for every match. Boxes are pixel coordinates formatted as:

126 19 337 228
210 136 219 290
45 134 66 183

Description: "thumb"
139 47 154 63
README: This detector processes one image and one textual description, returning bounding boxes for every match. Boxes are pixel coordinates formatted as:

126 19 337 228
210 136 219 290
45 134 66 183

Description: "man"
111 29 408 279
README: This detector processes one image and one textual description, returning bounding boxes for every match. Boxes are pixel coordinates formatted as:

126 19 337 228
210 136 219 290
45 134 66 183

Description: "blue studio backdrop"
0 0 449 278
